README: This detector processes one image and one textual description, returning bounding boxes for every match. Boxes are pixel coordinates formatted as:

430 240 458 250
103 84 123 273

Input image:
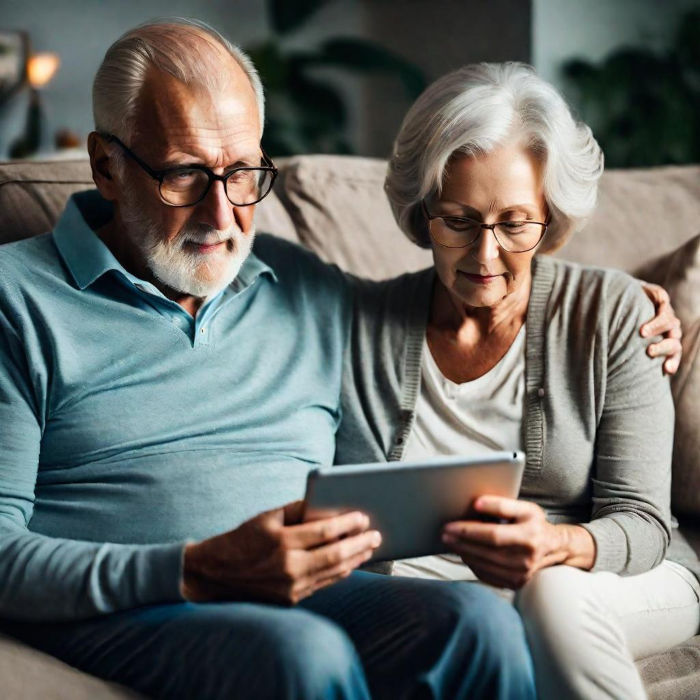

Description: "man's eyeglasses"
422 201 548 253
102 134 278 208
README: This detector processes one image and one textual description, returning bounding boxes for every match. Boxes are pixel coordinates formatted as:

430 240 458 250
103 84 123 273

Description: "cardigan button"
396 436 404 445
537 387 545 398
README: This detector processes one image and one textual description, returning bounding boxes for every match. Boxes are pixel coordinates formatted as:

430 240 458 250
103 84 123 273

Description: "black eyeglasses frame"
101 133 278 208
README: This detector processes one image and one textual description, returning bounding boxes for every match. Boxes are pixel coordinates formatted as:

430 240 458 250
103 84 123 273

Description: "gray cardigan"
336 255 696 578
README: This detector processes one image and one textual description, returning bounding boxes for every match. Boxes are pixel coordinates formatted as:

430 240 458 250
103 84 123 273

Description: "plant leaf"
268 0 331 35
316 38 426 96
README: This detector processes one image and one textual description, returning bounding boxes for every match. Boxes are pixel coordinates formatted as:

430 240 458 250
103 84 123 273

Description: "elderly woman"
335 63 698 699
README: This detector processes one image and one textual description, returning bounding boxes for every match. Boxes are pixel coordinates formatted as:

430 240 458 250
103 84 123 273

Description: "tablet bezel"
303 451 525 563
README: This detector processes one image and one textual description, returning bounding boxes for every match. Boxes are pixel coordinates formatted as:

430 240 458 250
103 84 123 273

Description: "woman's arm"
442 497 595 589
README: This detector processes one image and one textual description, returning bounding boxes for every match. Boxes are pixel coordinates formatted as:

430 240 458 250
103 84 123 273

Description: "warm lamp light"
8 51 61 157
27 53 60 89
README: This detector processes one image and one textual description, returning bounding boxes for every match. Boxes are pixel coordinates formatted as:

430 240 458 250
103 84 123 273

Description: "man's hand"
640 282 683 375
442 496 595 589
181 501 381 605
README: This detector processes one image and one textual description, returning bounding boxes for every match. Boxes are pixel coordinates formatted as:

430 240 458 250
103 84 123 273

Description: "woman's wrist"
552 524 596 570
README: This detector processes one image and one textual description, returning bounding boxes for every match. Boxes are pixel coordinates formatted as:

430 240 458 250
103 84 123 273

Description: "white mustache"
180 228 237 248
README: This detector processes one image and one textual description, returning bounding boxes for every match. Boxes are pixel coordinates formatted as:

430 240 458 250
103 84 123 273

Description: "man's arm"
0 308 379 620
0 315 186 621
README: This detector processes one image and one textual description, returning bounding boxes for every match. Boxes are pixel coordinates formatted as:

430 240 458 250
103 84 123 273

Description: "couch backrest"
557 165 700 275
1 155 698 280
0 160 95 245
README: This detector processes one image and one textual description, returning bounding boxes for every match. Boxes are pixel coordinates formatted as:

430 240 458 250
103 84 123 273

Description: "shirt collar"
53 189 277 293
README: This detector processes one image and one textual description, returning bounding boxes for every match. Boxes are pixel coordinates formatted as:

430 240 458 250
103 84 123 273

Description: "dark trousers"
4 572 535 699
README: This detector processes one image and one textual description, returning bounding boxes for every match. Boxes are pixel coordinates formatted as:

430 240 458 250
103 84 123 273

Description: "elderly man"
0 19 536 700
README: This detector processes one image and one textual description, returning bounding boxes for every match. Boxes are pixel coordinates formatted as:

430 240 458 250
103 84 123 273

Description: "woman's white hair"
385 62 604 252
93 17 265 142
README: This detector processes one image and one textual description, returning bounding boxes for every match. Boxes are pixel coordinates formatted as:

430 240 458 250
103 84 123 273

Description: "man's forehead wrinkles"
136 119 260 163
160 130 260 165
162 124 256 140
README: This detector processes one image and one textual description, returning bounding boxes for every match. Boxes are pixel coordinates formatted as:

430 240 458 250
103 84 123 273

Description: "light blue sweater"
0 191 351 621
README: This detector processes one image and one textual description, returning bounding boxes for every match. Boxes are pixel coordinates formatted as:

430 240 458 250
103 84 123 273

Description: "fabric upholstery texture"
638 637 700 700
0 160 94 245
553 166 700 273
0 633 141 699
277 155 432 279
0 155 698 698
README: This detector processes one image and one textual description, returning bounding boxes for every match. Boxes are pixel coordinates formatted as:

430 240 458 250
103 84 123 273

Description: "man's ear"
88 131 119 202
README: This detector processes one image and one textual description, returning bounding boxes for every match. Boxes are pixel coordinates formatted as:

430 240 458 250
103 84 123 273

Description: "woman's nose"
471 225 501 262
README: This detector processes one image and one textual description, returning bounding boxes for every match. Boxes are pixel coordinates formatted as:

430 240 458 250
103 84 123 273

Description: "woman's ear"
87 132 118 202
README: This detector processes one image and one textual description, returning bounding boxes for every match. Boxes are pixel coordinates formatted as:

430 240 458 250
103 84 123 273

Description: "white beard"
119 197 255 299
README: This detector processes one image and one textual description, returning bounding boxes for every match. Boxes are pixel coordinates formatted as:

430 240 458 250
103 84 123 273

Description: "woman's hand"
442 496 595 589
640 282 683 375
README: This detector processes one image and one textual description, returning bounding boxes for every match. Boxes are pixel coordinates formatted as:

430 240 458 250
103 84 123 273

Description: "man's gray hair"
385 62 604 252
93 18 265 141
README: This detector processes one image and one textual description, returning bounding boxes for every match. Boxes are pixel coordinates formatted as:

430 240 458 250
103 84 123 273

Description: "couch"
0 156 698 698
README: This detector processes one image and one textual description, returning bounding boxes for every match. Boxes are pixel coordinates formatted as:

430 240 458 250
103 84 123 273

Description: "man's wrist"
180 541 204 600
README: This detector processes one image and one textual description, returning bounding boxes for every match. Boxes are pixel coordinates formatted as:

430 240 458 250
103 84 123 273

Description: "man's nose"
196 180 235 231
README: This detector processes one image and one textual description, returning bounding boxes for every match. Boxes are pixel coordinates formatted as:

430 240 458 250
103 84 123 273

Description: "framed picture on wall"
0 30 29 102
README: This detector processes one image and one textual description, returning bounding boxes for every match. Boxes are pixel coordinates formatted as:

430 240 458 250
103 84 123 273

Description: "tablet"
303 451 525 563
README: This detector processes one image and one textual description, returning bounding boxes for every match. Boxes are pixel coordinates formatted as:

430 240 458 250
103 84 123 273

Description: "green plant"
247 0 426 155
563 7 700 167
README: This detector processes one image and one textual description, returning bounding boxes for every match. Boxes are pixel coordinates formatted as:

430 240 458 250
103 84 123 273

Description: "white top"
394 326 526 580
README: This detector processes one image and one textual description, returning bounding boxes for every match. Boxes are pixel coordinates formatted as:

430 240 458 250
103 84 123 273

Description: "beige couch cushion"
553 166 700 273
0 159 298 245
276 155 432 279
638 636 700 700
636 234 700 517
0 633 141 699
0 160 94 245
638 233 700 327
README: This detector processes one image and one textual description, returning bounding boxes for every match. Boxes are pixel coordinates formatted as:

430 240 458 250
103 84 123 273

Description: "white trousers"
393 557 700 699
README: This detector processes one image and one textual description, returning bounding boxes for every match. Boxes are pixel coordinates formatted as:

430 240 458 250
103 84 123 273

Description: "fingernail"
641 327 649 337
361 514 370 528
442 533 456 543
371 531 382 546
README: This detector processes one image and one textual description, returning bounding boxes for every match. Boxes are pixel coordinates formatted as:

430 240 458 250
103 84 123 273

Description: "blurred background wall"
0 0 698 164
